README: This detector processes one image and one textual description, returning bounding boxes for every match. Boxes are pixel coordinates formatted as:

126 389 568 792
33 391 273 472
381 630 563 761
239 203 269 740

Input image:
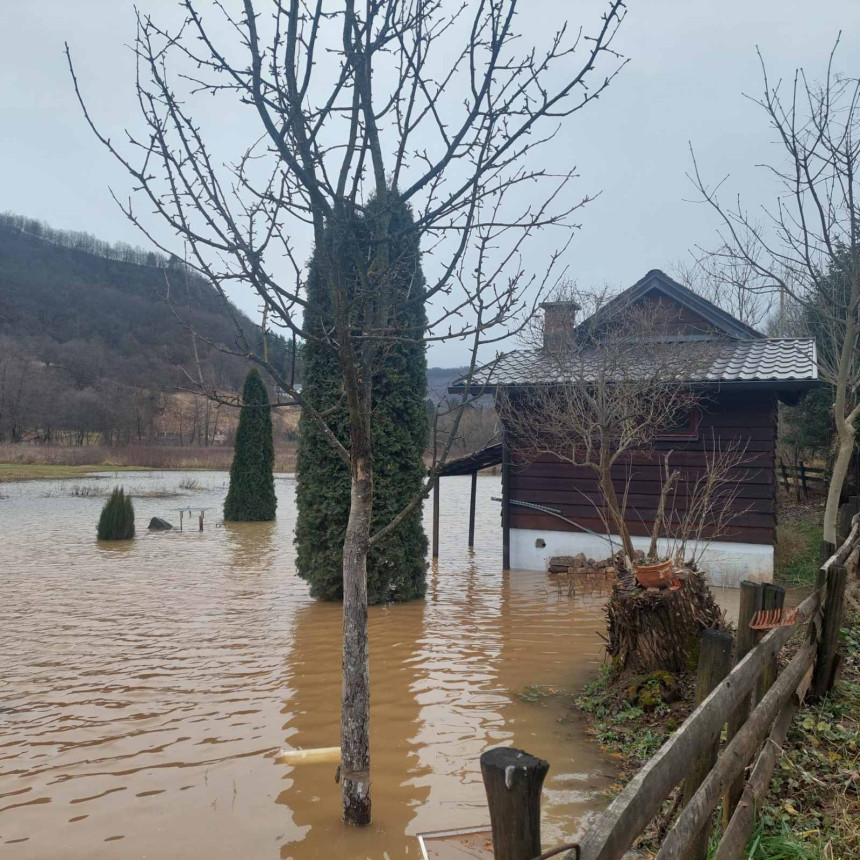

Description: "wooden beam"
481 747 549 860
653 643 816 860
468 471 478 548
812 563 847 698
712 691 804 860
756 584 785 705
723 581 762 828
572 590 819 860
432 477 440 559
502 435 510 569
682 630 734 860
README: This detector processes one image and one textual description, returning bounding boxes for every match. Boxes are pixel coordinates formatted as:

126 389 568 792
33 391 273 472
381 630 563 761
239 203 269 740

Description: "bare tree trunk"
341 447 372 826
824 427 855 549
600 461 636 561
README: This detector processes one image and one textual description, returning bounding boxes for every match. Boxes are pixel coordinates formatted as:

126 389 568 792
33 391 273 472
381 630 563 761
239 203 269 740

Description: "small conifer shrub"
97 487 135 540
224 368 277 521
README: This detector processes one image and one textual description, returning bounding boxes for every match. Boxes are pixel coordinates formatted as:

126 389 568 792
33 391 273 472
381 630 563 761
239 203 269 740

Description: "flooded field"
0 472 617 859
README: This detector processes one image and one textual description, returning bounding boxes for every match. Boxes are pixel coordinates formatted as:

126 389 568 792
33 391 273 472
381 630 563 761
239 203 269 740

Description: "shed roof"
580 269 765 340
450 338 817 391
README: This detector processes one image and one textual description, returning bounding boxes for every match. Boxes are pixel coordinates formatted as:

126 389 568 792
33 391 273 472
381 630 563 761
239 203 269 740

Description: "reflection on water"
0 472 615 859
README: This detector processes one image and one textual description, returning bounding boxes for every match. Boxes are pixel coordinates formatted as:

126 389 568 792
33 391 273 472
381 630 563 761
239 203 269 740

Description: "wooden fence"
480 516 859 860
777 458 827 498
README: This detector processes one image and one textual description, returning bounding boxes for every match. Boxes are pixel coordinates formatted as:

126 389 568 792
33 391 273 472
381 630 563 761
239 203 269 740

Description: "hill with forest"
0 213 485 451
0 213 291 444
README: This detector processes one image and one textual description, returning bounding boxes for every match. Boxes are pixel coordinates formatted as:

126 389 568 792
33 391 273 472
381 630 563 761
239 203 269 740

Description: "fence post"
681 629 734 860
722 581 762 828
812 564 847 699
755 584 785 705
799 461 809 500
779 457 790 494
480 747 549 860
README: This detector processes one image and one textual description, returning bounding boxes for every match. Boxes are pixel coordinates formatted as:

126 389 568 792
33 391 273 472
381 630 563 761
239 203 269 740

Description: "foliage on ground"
775 501 825 586
576 664 696 778
223 369 277 522
748 609 860 860
97 486 135 540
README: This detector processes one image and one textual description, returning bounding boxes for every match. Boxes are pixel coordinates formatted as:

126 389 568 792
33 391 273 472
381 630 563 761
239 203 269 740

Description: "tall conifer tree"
296 197 428 603
224 368 277 521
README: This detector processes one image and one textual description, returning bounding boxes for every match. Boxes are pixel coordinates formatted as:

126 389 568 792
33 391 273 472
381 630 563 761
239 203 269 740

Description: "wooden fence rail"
480 515 859 860
777 458 826 498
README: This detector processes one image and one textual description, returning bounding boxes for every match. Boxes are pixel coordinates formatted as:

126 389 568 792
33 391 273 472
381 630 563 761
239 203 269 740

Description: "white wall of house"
509 527 774 587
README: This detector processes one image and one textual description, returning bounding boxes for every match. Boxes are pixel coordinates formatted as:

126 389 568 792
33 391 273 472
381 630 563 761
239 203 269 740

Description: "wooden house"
450 270 819 586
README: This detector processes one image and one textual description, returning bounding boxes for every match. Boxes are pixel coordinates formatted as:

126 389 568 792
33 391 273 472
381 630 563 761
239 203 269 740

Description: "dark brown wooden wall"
505 389 778 545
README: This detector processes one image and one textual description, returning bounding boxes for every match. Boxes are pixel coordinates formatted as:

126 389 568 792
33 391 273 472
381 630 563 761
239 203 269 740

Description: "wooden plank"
510 505 777 529
507 490 776 514
812 564 847 698
514 461 774 480
722 582 762 828
572 593 818 860
511 450 773 464
508 476 776 499
682 631 734 860
432 477 440 559
508 514 775 545
502 436 510 569
468 471 477 549
712 688 805 860
653 643 816 860
755 585 785 705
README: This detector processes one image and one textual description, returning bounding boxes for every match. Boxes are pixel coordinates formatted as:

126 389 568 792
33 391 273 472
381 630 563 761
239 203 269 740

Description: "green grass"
0 463 151 483
733 615 860 860
775 519 824 586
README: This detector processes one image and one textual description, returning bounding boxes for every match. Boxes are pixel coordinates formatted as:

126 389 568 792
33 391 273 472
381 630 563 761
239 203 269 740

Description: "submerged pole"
468 471 477 548
432 477 440 558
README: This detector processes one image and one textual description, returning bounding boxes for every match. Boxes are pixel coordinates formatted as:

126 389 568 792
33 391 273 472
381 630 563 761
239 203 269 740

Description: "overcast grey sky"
2 1 858 365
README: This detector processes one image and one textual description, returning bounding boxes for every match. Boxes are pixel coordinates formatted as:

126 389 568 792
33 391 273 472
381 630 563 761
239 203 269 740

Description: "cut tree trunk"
606 572 724 674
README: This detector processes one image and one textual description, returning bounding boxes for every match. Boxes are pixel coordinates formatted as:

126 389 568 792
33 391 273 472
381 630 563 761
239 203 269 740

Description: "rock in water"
148 517 173 530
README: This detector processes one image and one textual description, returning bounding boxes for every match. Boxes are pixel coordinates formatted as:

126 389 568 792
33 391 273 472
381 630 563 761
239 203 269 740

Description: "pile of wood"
605 569 725 674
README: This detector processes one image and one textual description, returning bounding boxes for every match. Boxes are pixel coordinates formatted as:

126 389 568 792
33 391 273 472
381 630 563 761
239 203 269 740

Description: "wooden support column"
480 747 549 860
501 435 511 569
756 584 785 705
812 563 847 698
468 471 478 549
723 581 762 828
681 629 734 860
432 477 440 559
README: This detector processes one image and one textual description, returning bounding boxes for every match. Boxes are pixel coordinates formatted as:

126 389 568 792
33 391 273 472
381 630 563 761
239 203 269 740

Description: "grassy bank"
0 443 297 481
574 501 858 858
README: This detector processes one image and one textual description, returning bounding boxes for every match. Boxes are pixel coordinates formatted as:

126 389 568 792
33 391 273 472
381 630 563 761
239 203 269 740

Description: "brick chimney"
541 300 580 350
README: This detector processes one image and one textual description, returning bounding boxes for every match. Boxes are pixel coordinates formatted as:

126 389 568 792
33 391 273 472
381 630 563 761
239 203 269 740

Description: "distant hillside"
0 214 290 444
0 213 483 447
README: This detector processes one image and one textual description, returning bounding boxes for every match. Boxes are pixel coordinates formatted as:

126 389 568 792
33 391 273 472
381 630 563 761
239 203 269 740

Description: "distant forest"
0 213 295 445
0 213 487 450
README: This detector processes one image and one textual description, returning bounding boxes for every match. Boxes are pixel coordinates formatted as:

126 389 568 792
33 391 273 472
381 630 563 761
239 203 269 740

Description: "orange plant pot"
634 559 674 589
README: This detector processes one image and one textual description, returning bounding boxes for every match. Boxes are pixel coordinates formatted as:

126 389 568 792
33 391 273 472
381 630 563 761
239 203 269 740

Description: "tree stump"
605 571 724 674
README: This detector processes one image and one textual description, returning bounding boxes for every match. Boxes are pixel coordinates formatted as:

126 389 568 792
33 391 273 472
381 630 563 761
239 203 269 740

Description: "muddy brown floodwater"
1 472 619 859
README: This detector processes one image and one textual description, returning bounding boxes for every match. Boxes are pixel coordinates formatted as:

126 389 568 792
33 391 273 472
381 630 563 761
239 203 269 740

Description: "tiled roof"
452 339 818 389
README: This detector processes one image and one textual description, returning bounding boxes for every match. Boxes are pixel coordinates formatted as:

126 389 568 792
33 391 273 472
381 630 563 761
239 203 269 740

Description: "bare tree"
656 435 753 567
690 38 860 554
674 251 774 330
498 288 707 566
66 0 628 826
